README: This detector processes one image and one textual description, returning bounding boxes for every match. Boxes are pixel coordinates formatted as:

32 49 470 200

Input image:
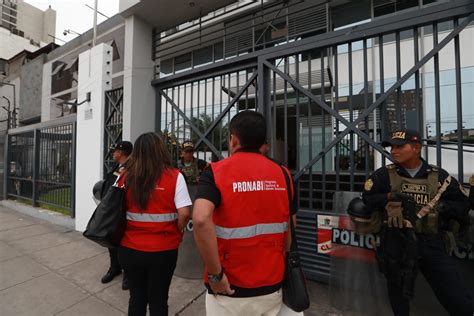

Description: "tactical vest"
208 152 289 289
179 159 200 184
387 164 439 234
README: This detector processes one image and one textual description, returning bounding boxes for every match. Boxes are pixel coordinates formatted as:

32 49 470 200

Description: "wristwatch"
207 268 224 283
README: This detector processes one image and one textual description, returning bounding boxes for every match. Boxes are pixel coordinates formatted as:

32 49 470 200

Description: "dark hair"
125 132 172 210
229 111 266 150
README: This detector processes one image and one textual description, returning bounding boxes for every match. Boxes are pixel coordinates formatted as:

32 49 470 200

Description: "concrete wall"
0 28 41 60
119 0 140 12
40 62 52 122
40 16 125 122
20 54 45 123
16 0 55 44
42 7 56 44
122 15 155 142
75 43 113 232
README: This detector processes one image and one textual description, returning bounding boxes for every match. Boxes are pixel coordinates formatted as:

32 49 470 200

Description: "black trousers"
387 236 473 316
118 247 177 316
108 248 121 271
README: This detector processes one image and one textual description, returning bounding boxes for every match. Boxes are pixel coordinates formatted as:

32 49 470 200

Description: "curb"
0 200 75 230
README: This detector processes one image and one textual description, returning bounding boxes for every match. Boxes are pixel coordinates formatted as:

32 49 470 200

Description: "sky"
26 0 120 44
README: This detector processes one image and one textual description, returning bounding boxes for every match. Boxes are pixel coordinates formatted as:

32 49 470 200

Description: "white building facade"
0 0 56 60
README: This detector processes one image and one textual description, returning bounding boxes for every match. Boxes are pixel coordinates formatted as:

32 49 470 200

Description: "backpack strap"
279 165 298 252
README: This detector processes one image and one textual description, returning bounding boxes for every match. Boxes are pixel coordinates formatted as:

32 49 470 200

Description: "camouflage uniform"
178 158 204 185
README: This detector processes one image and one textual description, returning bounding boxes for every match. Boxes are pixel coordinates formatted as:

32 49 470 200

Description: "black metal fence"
4 116 76 217
103 87 124 177
153 1 474 281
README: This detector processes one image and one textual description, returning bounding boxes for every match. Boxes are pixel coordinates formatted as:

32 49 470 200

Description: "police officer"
100 141 133 290
362 129 473 316
178 140 208 186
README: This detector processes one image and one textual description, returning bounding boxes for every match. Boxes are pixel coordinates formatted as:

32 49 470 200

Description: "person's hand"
385 201 404 228
209 273 235 296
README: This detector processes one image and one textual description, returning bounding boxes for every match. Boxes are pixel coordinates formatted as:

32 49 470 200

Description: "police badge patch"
364 179 374 191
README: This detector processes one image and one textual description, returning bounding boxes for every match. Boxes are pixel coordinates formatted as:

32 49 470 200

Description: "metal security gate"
154 1 474 282
3 116 77 217
157 67 258 165
103 87 124 176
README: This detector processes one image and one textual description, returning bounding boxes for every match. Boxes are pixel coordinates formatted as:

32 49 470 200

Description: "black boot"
101 268 121 284
102 248 122 284
122 272 129 290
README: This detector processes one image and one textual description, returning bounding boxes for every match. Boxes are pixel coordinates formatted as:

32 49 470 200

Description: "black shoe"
101 268 121 284
122 275 129 290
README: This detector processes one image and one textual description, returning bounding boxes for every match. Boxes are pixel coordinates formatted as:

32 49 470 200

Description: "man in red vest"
193 111 294 315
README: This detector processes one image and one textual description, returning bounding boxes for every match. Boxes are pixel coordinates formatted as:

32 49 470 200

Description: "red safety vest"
119 168 182 252
207 152 291 290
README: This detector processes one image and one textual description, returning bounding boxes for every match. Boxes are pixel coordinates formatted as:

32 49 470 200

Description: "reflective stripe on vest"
126 212 178 222
215 222 288 240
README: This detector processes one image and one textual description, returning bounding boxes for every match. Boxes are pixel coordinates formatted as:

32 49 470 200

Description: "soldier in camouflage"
362 129 472 316
178 140 208 195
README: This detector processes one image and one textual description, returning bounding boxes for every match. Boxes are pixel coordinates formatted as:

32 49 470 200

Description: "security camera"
63 30 68 36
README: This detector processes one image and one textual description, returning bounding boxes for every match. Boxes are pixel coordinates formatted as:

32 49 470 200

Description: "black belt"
205 282 281 298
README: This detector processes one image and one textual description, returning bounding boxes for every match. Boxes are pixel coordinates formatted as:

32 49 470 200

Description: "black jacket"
100 164 120 200
362 158 469 224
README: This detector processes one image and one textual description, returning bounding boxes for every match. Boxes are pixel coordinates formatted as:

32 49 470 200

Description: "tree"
189 113 229 162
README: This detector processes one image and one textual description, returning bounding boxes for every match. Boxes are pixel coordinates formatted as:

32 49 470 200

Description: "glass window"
331 0 371 29
424 67 474 138
373 0 419 18
174 53 192 73
193 45 213 67
160 58 173 76
214 42 224 61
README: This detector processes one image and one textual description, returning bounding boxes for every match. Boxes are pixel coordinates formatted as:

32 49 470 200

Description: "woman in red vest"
117 132 191 316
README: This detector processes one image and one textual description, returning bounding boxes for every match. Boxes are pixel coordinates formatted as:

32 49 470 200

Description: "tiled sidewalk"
0 205 205 316
1 203 468 315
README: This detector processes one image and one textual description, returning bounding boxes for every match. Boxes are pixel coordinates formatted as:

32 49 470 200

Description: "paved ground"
1 203 471 315
0 204 338 316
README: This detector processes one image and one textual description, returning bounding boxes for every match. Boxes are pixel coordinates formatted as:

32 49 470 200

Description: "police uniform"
100 141 133 289
362 130 473 316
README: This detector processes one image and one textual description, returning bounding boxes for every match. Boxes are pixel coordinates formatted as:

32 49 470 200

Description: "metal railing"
154 0 328 76
103 87 124 177
153 0 474 281
4 116 76 217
